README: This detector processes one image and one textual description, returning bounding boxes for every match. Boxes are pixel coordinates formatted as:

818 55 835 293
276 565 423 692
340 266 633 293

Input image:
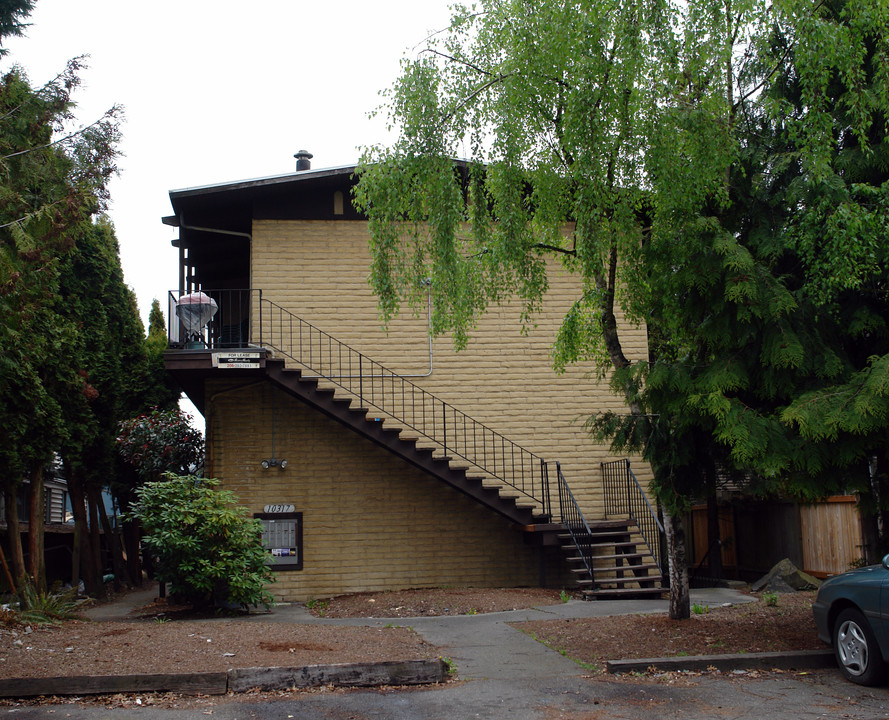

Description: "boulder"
751 558 821 593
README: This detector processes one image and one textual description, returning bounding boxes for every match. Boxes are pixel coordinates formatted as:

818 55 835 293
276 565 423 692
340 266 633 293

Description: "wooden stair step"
569 565 660 576
514 501 540 510
589 574 663 586
583 587 666 599
565 553 651 567
561 541 642 553
582 553 651 562
558 525 637 536
604 563 661 572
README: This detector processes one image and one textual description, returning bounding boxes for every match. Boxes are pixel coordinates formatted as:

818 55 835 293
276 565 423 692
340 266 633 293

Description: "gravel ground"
513 591 821 676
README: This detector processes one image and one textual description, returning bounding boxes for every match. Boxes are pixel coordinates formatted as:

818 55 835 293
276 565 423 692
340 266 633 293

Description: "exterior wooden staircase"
561 519 665 599
166 289 667 599
264 358 550 527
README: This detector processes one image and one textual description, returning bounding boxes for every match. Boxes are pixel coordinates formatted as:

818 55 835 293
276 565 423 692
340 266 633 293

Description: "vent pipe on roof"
294 150 313 171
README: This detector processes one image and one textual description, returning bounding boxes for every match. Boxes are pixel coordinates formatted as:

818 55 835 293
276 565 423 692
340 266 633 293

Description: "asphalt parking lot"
8 669 889 719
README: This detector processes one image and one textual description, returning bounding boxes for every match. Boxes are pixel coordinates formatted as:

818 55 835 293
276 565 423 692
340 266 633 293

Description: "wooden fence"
799 496 863 577
689 495 864 579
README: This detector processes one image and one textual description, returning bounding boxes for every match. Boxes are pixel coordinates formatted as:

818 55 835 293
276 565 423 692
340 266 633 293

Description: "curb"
0 659 448 698
607 649 836 675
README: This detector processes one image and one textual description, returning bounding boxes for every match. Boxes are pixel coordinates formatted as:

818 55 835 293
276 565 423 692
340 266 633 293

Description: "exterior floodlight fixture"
261 458 287 470
261 389 288 470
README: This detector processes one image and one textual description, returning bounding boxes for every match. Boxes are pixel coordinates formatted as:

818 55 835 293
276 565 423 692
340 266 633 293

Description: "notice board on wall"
255 510 303 570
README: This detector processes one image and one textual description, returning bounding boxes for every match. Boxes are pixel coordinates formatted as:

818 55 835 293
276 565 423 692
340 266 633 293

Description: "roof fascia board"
169 164 357 201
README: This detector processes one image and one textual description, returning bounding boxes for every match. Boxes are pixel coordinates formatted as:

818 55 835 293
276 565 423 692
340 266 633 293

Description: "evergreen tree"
141 298 181 411
0 57 120 593
56 218 148 595
0 0 33 57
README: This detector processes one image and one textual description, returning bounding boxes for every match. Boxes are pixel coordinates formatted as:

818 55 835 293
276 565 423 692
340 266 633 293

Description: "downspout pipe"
178 214 253 292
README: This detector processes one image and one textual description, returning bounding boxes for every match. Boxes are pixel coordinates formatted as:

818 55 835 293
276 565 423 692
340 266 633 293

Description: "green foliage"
0 49 123 589
357 0 889 606
141 298 181 410
16 585 80 625
129 473 274 609
148 298 166 337
305 597 329 616
0 1 33 53
55 219 147 484
116 407 204 483
691 603 710 615
762 591 779 608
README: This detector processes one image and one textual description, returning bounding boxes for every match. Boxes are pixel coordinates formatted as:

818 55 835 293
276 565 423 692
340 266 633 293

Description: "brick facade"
250 219 651 519
199 217 652 600
208 380 572 601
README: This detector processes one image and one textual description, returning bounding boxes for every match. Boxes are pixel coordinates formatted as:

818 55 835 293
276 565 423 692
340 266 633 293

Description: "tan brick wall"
250 219 654 521
207 380 563 602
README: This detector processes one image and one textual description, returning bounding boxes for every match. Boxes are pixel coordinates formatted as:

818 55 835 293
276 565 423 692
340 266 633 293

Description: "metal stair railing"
550 461 598 589
602 459 665 573
167 288 554 517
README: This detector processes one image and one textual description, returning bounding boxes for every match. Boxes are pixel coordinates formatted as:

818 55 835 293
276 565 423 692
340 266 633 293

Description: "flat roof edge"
169 164 357 200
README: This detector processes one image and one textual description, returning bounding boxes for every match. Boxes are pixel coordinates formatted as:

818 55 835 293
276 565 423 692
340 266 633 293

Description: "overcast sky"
3 0 453 327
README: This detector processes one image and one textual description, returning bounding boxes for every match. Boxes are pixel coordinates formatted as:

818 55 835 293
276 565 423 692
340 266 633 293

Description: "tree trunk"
66 469 98 596
3 486 26 588
121 518 143 586
86 486 106 599
0 543 16 595
664 510 690 620
94 486 128 590
26 464 46 593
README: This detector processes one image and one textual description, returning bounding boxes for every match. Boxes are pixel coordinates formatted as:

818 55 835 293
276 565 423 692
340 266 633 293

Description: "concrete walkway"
259 588 759 680
78 585 828 685
16 587 889 720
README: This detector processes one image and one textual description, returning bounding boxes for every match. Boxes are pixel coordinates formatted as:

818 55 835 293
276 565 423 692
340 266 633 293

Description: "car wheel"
834 608 886 686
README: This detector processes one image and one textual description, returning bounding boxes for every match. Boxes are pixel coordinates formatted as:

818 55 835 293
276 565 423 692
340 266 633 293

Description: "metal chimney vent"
294 150 313 171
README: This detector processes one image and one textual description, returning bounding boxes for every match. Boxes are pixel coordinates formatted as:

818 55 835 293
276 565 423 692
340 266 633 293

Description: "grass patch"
305 598 330 616
519 628 600 673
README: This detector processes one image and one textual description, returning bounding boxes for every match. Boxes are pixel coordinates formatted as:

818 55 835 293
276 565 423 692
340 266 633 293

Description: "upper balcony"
166 288 255 352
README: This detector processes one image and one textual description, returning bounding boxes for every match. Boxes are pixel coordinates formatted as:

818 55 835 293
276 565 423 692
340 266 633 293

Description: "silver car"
813 556 889 685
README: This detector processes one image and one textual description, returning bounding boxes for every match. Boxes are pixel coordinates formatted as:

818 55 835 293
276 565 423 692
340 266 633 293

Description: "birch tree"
355 0 889 617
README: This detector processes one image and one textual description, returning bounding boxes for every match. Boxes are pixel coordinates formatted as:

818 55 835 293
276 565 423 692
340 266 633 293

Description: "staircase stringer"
257 295 554 519
264 360 543 526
